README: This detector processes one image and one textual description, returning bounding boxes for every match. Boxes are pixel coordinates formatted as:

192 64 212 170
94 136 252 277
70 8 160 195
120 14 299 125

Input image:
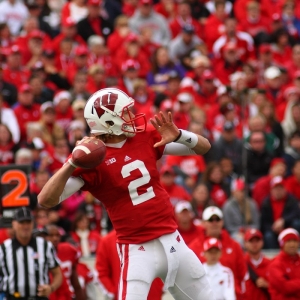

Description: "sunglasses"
207 217 221 222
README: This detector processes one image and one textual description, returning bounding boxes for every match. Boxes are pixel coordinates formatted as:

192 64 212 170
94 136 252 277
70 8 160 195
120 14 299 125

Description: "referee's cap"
14 207 34 222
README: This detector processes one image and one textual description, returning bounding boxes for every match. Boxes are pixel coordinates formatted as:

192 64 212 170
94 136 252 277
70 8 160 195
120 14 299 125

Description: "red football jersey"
72 128 178 244
56 242 81 296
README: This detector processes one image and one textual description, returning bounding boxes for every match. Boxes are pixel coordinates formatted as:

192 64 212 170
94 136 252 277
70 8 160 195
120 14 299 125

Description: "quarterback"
38 88 214 300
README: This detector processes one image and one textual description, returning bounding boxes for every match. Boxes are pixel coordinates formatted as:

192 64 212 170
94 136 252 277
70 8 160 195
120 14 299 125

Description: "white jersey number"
121 160 155 205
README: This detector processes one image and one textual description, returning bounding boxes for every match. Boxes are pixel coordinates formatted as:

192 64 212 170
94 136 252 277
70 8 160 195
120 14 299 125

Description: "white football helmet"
84 88 147 137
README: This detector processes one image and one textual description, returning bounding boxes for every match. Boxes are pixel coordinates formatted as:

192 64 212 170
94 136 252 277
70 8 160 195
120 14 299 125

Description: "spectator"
285 159 300 200
263 66 284 105
95 229 164 300
2 45 31 88
213 121 243 175
77 0 113 42
0 63 17 107
261 176 300 249
190 183 215 221
268 228 300 300
0 123 18 165
203 237 236 300
34 206 50 229
283 130 300 175
13 84 41 143
0 207 62 299
244 228 271 300
107 14 131 54
87 64 106 94
78 192 103 233
282 102 300 142
189 206 248 299
146 46 185 93
159 164 190 207
14 148 33 166
117 59 141 96
256 44 274 85
0 0 29 36
168 24 204 63
53 90 73 131
213 17 254 62
70 211 100 257
38 101 65 146
219 156 239 188
69 71 91 102
129 0 171 46
174 201 202 245
173 92 193 130
238 1 270 45
169 1 203 39
281 1 300 41
223 178 260 246
252 157 287 208
0 94 20 143
29 73 54 104
46 224 86 300
161 70 182 102
201 162 231 208
245 131 273 187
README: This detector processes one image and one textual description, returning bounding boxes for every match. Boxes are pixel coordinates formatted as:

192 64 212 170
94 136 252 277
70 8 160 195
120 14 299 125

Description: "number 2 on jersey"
121 160 155 205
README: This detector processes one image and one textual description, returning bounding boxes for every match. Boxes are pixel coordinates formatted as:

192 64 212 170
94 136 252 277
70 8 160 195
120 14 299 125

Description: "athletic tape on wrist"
174 129 198 148
68 159 78 168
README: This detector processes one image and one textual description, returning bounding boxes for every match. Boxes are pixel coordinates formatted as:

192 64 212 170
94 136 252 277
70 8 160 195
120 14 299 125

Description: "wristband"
68 158 78 168
173 129 198 148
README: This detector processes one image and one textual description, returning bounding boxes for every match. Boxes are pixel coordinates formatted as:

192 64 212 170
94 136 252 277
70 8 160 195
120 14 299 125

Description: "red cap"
87 0 101 5
284 86 300 99
18 83 32 93
62 17 76 27
244 228 263 241
202 70 215 80
160 99 173 111
140 0 153 5
7 45 21 55
160 165 175 176
231 178 245 191
259 44 271 54
121 59 140 72
125 33 139 43
293 70 300 79
272 13 281 21
203 238 222 251
29 29 45 39
223 42 237 52
278 228 300 247
270 176 284 188
270 157 285 168
75 45 89 56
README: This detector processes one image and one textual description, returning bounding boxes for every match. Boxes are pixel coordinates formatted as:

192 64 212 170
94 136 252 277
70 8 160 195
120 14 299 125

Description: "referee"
0 207 62 300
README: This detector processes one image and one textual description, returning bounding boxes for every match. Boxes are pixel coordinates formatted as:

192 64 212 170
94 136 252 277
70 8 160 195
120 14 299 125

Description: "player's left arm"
150 111 211 155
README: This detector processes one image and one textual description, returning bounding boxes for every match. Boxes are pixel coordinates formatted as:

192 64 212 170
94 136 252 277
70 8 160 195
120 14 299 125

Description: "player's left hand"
150 111 180 147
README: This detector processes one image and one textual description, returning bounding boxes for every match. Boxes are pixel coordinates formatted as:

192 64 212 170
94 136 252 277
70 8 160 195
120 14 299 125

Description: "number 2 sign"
0 165 31 227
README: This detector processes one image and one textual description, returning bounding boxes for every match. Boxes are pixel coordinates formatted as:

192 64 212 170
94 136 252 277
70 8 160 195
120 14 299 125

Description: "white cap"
177 92 193 103
88 35 105 47
202 206 223 221
69 120 85 131
264 66 281 80
175 201 192 214
40 101 54 113
54 91 71 106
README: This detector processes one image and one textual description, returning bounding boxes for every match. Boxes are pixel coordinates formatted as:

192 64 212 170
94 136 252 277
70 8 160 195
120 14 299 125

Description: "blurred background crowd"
1 0 300 298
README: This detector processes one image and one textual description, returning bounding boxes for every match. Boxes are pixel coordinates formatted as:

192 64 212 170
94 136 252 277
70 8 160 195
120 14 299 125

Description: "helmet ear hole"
106 121 114 126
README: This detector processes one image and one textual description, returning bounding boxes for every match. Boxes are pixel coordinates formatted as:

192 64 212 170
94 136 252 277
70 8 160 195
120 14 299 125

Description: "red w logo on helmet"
94 92 119 116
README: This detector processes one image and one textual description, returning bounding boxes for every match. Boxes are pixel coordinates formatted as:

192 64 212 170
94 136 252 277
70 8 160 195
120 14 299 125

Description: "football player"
38 88 214 300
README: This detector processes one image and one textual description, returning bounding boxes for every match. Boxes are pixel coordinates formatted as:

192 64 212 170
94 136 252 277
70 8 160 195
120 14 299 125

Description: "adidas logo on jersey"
170 246 176 253
124 156 131 162
185 138 192 143
138 246 145 251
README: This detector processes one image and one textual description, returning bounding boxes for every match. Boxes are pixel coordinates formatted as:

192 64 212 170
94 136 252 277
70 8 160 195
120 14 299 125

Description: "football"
72 137 106 168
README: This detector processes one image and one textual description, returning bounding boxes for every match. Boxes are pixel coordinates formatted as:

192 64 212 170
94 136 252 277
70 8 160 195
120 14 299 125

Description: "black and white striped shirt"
0 236 59 297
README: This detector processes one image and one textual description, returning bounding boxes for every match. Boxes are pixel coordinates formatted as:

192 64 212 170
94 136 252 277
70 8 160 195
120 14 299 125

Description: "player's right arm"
38 162 83 208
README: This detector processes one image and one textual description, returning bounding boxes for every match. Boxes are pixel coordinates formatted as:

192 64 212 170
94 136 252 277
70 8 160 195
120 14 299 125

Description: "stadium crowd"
1 0 300 299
